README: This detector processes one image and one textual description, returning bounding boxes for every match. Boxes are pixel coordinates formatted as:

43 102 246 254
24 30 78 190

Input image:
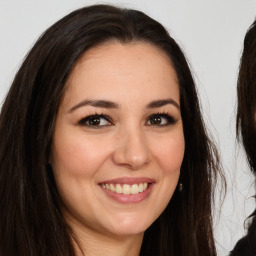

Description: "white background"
1 0 256 255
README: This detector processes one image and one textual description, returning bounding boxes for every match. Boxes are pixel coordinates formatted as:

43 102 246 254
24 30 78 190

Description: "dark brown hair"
230 20 256 256
237 20 256 173
0 4 221 256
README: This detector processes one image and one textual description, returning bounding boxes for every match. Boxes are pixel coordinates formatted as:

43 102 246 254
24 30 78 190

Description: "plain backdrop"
1 0 256 255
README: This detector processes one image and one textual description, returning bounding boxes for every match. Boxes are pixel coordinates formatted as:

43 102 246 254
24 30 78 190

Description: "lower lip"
100 183 154 204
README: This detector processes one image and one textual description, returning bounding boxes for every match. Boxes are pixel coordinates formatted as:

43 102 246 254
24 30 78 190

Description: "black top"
230 214 256 256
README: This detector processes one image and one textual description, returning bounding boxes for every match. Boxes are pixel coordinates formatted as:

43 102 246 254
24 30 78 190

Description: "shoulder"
230 215 256 256
230 236 256 256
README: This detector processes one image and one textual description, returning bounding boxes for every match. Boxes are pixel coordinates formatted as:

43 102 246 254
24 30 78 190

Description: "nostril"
112 131 151 169
112 147 150 169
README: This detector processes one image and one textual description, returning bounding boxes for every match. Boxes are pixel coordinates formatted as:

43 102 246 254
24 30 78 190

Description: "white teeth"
123 184 131 195
116 184 122 194
101 182 149 195
110 184 115 192
131 184 139 194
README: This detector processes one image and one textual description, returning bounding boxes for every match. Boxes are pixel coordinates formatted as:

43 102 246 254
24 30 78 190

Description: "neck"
70 221 144 256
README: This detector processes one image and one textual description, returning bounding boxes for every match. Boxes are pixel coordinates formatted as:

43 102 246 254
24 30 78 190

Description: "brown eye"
147 114 177 126
88 116 101 126
78 115 112 127
149 116 162 125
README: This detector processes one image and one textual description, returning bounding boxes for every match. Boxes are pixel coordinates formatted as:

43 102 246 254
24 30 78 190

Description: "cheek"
153 132 185 173
51 134 112 221
147 132 184 219
52 133 110 179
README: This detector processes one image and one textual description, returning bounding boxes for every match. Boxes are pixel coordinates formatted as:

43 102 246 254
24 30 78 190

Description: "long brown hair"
0 4 222 256
230 19 256 256
236 20 256 173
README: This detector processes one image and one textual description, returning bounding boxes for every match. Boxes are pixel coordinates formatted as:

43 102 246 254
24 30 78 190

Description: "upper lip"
99 177 155 185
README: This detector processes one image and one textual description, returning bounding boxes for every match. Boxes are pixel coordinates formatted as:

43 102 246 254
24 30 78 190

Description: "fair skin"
52 41 185 256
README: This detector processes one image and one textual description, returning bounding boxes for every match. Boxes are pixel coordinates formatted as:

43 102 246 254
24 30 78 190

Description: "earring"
178 183 183 192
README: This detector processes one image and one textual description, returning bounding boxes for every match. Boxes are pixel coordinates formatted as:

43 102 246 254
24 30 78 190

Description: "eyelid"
146 112 178 126
76 112 178 128
77 114 113 127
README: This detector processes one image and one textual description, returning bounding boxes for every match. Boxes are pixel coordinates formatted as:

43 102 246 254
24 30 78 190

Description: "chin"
105 213 155 237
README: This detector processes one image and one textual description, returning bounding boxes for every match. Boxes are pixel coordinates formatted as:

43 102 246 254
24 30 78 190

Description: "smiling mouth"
101 183 149 195
99 177 154 203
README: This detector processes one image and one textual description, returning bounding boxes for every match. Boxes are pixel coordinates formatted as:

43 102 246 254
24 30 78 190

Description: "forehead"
62 41 179 109
78 41 173 68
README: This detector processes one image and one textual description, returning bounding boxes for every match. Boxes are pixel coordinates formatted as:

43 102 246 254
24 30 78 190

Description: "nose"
112 127 151 170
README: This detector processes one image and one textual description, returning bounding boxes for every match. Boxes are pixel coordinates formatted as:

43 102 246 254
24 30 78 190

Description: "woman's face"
52 42 185 238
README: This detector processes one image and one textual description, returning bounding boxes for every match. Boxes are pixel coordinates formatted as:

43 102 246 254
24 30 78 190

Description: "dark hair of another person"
236 20 256 173
231 20 256 256
0 4 222 256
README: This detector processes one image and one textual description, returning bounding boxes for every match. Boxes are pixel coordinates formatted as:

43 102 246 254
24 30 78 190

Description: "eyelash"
78 114 113 128
77 112 178 128
146 113 178 127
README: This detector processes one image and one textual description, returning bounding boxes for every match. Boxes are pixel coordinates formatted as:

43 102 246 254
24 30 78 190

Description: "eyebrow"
67 98 180 113
68 100 119 113
147 99 180 109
